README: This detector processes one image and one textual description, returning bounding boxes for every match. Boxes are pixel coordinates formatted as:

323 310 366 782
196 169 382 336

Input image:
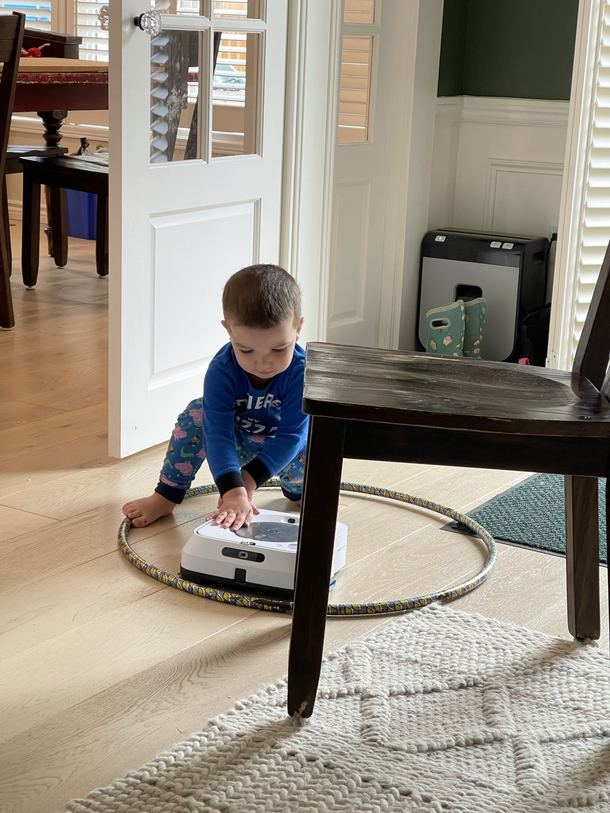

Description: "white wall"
429 96 569 238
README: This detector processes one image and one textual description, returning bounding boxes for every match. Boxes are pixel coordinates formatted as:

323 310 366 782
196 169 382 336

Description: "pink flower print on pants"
174 461 193 476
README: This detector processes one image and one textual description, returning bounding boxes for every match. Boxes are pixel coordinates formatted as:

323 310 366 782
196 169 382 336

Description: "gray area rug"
61 605 610 812
448 474 607 564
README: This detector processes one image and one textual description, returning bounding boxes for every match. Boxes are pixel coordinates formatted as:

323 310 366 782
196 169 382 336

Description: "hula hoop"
118 478 497 616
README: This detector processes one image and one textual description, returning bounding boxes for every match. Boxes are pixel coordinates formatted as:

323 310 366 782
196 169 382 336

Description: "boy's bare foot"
122 493 176 527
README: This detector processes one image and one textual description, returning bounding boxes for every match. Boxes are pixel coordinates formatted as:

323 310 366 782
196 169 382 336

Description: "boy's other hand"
241 469 257 503
207 486 259 531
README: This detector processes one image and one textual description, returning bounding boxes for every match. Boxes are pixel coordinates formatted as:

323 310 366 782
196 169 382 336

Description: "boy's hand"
207 486 259 531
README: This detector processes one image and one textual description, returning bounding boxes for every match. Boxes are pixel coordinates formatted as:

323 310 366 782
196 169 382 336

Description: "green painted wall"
438 0 579 100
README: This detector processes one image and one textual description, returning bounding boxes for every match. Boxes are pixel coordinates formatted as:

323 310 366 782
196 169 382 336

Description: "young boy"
122 264 307 532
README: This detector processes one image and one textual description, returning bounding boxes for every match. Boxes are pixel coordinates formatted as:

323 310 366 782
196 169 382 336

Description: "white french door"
108 0 287 457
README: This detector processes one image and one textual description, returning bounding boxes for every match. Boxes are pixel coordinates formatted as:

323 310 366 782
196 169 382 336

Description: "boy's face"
223 317 304 382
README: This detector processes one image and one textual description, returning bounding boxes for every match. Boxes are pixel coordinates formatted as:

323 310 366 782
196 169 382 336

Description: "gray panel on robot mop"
180 508 348 594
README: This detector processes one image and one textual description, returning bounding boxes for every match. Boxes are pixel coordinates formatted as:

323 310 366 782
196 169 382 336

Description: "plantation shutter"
75 0 107 61
566 0 610 365
0 0 52 30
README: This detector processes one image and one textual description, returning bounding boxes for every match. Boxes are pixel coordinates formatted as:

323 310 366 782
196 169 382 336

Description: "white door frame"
281 0 443 351
279 0 341 346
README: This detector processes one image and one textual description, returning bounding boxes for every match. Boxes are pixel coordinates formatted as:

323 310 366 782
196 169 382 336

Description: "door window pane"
212 30 260 157
338 35 373 144
152 0 202 14
213 0 263 21
343 0 375 25
150 29 202 162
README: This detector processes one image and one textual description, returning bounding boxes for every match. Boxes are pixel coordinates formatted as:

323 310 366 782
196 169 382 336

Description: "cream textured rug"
62 605 610 812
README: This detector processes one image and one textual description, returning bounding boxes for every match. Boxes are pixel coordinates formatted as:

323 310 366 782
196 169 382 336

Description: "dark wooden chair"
2 29 82 276
0 11 26 329
287 240 610 719
20 153 108 283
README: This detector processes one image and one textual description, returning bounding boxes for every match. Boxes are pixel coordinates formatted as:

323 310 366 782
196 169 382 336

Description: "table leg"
37 109 68 148
37 110 68 257
287 416 346 719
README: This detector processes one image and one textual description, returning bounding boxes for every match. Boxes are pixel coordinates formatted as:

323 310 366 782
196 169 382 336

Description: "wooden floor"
1 226 608 813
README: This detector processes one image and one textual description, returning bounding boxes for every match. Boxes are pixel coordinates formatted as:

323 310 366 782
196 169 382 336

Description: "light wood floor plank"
0 503 57 543
0 399 67 432
0 431 110 499
0 403 107 463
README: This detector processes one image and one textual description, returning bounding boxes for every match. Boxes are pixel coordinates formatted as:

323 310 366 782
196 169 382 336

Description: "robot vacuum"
180 508 348 598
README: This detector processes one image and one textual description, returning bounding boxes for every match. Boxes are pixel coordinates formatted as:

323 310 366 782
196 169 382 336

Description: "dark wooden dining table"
14 57 108 149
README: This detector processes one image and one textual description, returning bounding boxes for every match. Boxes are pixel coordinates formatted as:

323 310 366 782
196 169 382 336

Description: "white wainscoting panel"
150 202 256 387
328 180 370 329
429 97 570 240
483 158 565 236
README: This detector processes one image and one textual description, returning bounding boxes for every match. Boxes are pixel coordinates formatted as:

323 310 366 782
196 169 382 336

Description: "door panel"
109 0 286 457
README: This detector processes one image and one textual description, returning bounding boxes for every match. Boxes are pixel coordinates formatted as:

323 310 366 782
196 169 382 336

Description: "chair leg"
21 174 41 288
2 177 12 275
96 193 108 277
288 417 346 719
49 186 68 268
0 194 14 328
44 186 54 257
565 475 600 640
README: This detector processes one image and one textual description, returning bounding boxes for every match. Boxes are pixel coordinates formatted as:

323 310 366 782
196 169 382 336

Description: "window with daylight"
338 0 376 144
0 1 53 30
75 0 108 61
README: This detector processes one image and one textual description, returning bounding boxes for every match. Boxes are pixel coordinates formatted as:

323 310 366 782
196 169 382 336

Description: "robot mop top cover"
180 508 348 597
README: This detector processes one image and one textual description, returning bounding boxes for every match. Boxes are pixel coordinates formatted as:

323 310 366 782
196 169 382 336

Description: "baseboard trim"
10 115 109 144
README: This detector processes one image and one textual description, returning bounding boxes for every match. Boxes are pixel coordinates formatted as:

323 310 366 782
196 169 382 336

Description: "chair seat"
20 153 109 283
6 143 67 168
20 154 108 193
303 342 610 437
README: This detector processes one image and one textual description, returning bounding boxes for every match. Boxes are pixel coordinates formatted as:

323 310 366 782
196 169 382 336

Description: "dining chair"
2 29 82 280
287 239 610 719
20 153 108 283
0 11 26 329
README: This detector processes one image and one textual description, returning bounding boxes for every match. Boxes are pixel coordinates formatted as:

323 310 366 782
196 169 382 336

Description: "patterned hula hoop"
118 478 497 616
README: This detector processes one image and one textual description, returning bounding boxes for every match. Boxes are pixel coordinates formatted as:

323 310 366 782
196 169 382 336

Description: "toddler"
122 264 307 532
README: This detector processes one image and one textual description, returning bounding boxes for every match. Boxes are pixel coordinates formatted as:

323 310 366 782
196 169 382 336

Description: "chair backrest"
0 12 25 177
572 238 610 393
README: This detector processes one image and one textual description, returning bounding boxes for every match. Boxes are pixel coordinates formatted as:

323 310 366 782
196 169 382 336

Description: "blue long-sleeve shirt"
202 342 308 495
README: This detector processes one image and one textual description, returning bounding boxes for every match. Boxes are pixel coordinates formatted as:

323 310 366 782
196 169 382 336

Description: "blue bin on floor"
66 189 97 240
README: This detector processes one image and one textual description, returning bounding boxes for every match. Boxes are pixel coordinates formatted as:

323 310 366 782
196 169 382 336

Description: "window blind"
75 0 107 61
568 1 610 364
0 1 52 30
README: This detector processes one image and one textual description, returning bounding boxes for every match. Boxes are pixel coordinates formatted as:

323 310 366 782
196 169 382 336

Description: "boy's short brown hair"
222 264 302 328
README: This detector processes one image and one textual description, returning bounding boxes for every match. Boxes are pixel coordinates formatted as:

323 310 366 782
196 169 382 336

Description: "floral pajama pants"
156 398 307 503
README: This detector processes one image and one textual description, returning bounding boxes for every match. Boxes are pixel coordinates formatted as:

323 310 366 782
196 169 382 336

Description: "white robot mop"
180 507 348 598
